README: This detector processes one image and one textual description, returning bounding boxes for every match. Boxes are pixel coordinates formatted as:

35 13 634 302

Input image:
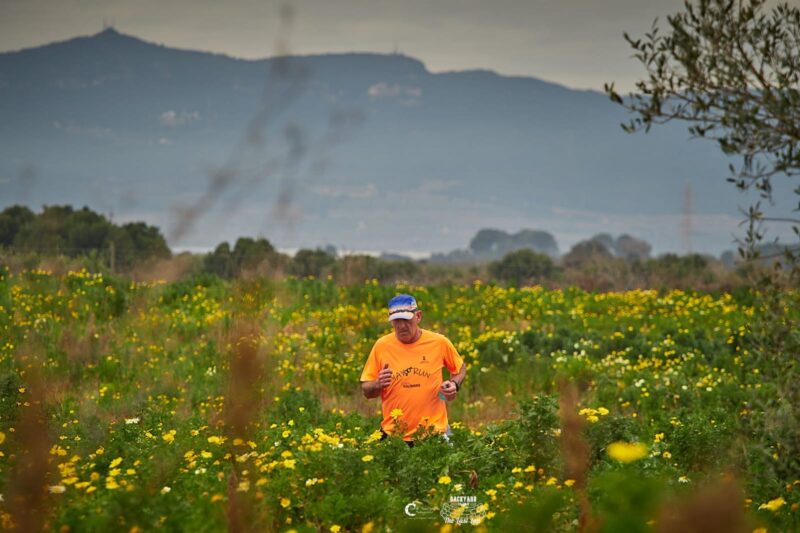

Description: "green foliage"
0 205 35 247
584 415 640 464
605 0 800 264
0 204 170 269
563 240 613 269
290 249 336 278
669 410 734 472
203 237 285 279
499 395 561 468
489 249 556 286
589 469 664 533
2 274 799 531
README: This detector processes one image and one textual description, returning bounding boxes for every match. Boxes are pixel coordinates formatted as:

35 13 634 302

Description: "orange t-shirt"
360 329 464 440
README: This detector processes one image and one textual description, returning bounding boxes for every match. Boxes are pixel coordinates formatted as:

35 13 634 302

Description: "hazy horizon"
5 0 783 92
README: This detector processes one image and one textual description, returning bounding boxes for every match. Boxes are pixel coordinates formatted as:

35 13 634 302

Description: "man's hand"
361 363 392 399
440 379 458 401
378 363 392 389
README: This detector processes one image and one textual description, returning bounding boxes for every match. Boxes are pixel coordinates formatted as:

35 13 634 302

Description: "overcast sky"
5 0 795 91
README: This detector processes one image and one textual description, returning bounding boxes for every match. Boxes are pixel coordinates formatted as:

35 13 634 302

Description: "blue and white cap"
388 294 418 321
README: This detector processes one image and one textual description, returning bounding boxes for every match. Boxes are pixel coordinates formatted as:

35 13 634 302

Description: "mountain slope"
0 29 749 254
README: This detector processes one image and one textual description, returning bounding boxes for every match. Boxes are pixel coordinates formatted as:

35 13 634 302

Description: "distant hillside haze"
0 28 752 255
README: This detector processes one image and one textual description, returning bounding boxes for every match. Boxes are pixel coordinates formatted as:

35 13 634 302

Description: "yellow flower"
662 451 672 459
564 479 576 487
758 497 785 512
162 430 176 444
49 485 66 494
0 431 5 444
390 408 403 419
365 430 383 443
361 454 374 462
280 497 291 508
438 475 452 485
109 457 123 468
330 526 341 533
607 442 648 463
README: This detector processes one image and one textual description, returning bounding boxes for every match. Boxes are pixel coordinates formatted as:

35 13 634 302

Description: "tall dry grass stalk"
224 321 270 532
558 380 597 533
4 373 51 532
656 477 747 533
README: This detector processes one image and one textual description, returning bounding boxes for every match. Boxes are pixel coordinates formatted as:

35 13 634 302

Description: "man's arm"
361 379 384 399
440 363 467 401
451 363 466 389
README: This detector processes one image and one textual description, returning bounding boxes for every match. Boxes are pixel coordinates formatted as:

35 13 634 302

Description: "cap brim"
388 311 415 321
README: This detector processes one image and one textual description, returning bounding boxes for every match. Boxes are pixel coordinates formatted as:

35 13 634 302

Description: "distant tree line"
487 246 735 291
202 240 421 284
430 228 652 263
0 205 170 270
0 206 760 290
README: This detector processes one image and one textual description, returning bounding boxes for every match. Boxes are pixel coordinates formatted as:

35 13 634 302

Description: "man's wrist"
450 379 460 392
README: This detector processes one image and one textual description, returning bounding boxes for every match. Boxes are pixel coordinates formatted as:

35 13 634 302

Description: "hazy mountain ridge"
0 29 745 254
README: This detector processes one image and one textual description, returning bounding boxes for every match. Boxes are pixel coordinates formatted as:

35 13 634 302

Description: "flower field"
0 268 798 531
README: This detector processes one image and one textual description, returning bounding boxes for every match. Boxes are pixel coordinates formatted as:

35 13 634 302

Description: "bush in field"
489 249 555 286
499 395 561 468
333 255 420 284
669 411 734 472
290 249 336 279
563 240 613 269
203 237 287 278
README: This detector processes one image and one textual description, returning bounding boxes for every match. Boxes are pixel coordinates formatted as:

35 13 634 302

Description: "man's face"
391 310 422 344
